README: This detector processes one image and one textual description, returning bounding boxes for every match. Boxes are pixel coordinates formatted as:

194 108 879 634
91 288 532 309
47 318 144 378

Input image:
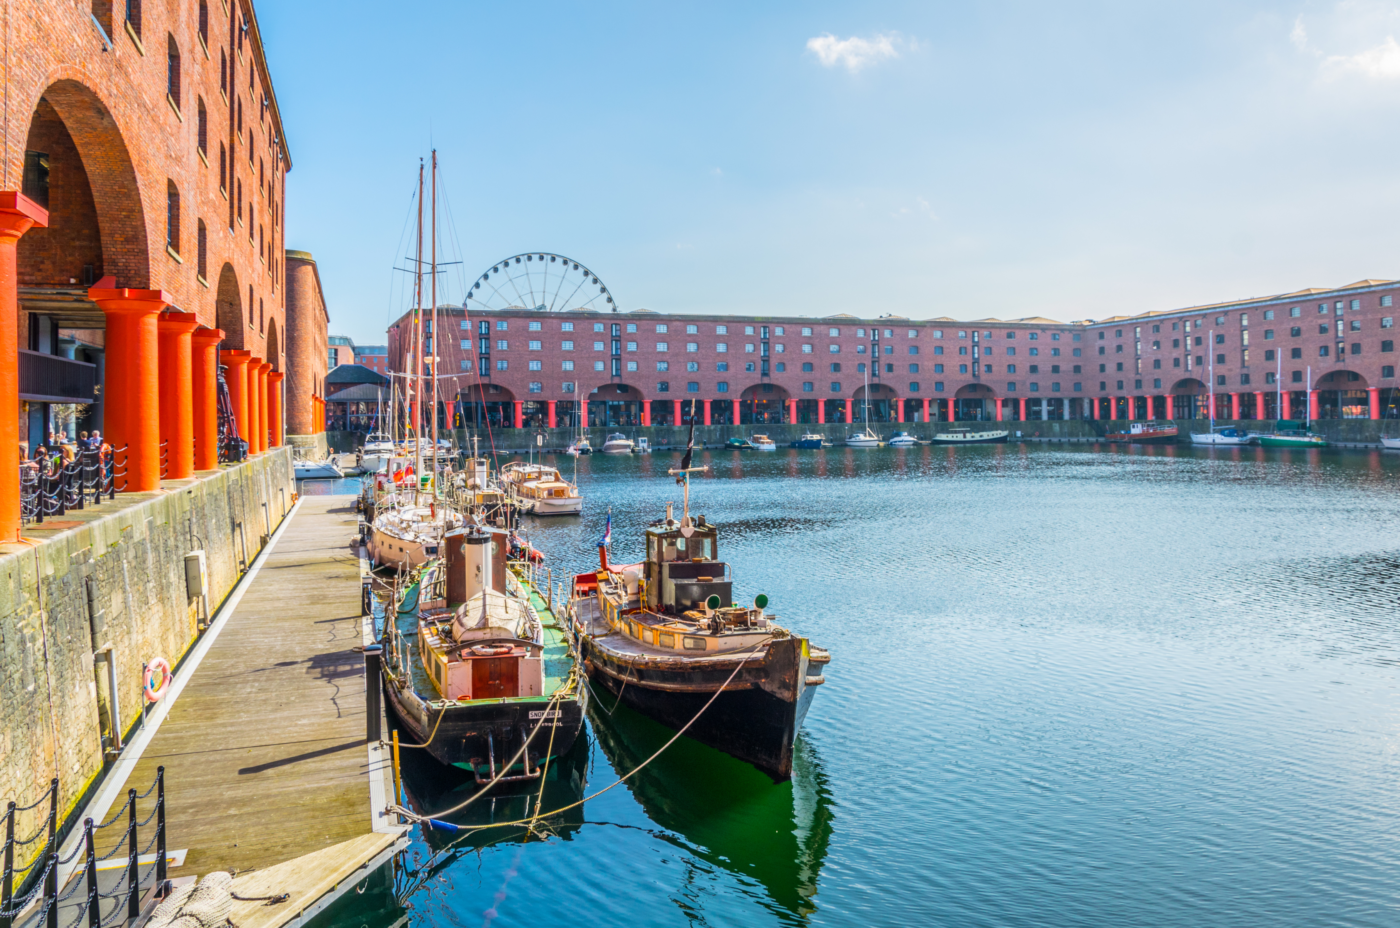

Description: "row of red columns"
0 193 289 541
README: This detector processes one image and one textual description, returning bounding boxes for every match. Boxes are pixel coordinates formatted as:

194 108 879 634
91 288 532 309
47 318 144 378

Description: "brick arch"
1170 377 1208 395
589 382 646 401
1316 369 1368 389
954 382 997 399
215 263 243 349
266 318 279 372
740 383 791 403
24 78 150 288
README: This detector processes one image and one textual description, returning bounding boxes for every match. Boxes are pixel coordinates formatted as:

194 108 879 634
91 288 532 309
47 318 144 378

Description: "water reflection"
588 700 834 921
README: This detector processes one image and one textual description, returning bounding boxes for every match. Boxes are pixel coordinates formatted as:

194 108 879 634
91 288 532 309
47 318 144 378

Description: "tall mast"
1207 329 1214 429
431 150 439 493
414 160 425 493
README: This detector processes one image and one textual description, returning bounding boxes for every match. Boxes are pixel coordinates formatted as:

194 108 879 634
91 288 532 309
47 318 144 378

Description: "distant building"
354 344 389 374
328 334 355 370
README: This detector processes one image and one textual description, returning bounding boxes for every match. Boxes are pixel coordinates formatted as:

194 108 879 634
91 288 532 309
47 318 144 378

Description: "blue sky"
259 1 1400 344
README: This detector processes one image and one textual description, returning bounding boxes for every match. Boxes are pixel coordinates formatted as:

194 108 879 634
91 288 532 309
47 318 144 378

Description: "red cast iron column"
157 312 199 479
91 287 171 492
0 193 46 540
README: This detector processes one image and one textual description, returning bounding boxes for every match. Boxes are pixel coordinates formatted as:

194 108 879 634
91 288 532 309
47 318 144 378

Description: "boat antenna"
1276 347 1283 424
668 399 707 534
430 149 439 499
1306 365 1312 430
1208 329 1215 431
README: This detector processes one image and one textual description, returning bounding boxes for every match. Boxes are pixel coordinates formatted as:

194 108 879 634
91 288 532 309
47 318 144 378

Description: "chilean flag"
597 512 612 550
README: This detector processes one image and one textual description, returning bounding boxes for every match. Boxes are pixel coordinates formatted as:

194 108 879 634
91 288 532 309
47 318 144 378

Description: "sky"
257 0 1400 345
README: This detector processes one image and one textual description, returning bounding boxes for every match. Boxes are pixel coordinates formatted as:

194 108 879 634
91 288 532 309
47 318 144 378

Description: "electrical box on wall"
184 550 207 600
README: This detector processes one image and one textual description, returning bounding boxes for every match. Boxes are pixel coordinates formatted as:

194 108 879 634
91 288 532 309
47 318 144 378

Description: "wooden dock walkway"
94 494 404 925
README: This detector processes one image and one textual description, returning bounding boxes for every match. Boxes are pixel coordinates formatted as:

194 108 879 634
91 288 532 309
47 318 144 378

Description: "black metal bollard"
155 767 166 888
125 788 138 921
364 645 383 743
83 818 97 928
43 850 57 928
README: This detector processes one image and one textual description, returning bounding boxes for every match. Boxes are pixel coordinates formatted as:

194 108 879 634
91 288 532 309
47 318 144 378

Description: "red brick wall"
6 0 290 371
284 252 327 434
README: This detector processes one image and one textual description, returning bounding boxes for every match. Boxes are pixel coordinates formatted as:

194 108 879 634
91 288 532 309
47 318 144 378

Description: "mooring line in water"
395 639 768 853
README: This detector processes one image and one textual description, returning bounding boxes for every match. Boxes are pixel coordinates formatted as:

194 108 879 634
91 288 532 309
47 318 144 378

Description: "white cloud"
806 32 903 73
1323 35 1400 78
1291 16 1308 50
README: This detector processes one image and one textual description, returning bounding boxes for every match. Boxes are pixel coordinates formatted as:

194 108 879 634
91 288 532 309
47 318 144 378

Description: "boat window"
676 536 687 554
698 537 713 559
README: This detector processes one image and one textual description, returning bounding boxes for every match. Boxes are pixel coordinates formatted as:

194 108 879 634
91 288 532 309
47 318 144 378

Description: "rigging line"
436 168 470 304
387 178 420 329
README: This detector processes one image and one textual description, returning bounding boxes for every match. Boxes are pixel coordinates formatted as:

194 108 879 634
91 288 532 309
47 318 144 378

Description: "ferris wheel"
464 253 616 314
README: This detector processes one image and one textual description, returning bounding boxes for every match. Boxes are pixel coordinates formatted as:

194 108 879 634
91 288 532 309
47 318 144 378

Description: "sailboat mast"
1276 351 1283 422
430 149 439 491
414 160 425 494
1208 329 1214 428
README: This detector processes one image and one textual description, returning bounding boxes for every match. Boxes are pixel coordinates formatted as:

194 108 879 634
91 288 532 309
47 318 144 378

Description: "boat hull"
844 439 880 448
789 438 824 449
294 463 343 479
384 673 585 775
1190 433 1251 446
579 635 820 780
1258 436 1329 448
929 431 1008 444
601 443 634 454
368 524 435 570
523 496 583 516
1104 430 1178 444
1382 437 1400 450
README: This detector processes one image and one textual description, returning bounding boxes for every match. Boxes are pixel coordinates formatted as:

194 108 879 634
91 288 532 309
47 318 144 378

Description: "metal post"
45 780 56 849
83 818 97 928
125 789 137 921
43 851 57 928
1 801 14 928
155 767 166 887
364 645 383 743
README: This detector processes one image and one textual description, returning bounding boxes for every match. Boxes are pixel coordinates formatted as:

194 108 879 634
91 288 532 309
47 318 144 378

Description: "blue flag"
598 512 612 549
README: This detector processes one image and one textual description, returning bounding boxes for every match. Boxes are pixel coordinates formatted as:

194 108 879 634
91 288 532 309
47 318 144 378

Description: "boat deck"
93 496 402 883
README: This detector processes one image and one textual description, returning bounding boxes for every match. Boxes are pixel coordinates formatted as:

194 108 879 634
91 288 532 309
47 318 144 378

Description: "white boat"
1381 436 1400 451
845 427 882 448
749 434 777 451
368 497 464 570
359 431 395 472
634 437 651 454
567 437 593 456
790 433 825 449
930 427 1009 444
500 461 583 516
601 433 635 454
887 431 918 448
1190 426 1252 446
293 458 343 479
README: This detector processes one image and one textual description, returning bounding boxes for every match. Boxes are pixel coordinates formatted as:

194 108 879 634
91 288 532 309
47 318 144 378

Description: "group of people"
22 429 110 479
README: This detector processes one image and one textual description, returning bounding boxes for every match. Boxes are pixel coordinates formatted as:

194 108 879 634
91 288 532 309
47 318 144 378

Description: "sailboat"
367 153 466 570
1191 329 1251 446
1259 362 1328 448
845 367 882 447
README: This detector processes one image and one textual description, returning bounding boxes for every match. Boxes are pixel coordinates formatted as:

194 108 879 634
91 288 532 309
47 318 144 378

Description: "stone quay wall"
0 450 294 854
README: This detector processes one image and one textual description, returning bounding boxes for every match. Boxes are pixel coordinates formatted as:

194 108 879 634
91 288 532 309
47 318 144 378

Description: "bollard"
1 800 14 928
43 850 57 928
364 645 383 743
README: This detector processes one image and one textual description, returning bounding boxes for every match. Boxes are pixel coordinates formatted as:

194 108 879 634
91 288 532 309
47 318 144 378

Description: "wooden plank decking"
104 495 380 878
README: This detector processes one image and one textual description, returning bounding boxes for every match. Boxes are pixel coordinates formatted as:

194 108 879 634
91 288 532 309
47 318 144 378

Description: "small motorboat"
887 431 918 448
293 458 344 479
749 434 777 451
1104 422 1178 444
845 427 881 448
567 437 593 456
601 433 635 454
633 437 651 454
1190 427 1252 446
789 433 825 449
725 437 753 450
360 431 395 472
930 427 1009 444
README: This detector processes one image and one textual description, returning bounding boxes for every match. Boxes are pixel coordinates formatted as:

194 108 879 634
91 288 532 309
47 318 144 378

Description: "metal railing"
0 769 167 928
20 445 131 525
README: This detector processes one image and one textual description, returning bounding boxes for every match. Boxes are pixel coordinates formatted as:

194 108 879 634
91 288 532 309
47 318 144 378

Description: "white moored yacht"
500 462 583 516
601 433 635 454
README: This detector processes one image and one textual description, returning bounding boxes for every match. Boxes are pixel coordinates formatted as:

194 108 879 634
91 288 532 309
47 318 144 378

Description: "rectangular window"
496 339 508 350
460 338 470 350
1384 340 1395 352
716 362 728 372
528 382 542 393
496 360 508 371
1030 382 1040 391
687 361 699 371
656 342 669 352
776 362 785 372
594 361 605 371
909 363 919 373
594 341 605 351
776 327 785 336
909 382 921 392
717 382 729 393
497 321 508 330
802 344 813 353
561 322 574 332
802 327 813 336
1319 346 1329 357
627 341 637 352
627 361 638 371
595 323 605 332
528 340 541 350
528 360 541 371
829 328 840 336
657 361 669 371
1006 364 1014 373
656 324 668 333
562 382 575 393
562 360 574 371
775 343 785 353
1264 309 1275 320
627 323 637 333
830 382 841 392
830 344 840 353
803 382 814 392
959 364 968 374
528 321 542 331
1290 307 1301 317
687 382 699 392
1386 365 1396 378
716 325 728 335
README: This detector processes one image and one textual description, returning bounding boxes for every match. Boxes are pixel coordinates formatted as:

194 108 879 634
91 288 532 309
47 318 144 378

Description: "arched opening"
739 383 790 425
1170 378 1208 420
457 383 516 431
1315 369 1369 419
953 383 997 422
215 263 243 349
588 383 645 429
19 80 149 289
266 318 279 372
851 382 900 422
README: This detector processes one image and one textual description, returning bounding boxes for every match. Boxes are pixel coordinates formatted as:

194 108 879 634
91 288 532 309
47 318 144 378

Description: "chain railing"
20 445 131 527
0 769 167 928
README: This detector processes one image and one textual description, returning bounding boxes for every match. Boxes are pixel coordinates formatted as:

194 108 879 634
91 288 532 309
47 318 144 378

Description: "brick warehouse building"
0 0 328 538
386 278 1400 430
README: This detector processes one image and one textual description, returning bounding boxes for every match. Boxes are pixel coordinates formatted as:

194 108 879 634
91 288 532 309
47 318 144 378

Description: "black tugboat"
567 435 830 780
